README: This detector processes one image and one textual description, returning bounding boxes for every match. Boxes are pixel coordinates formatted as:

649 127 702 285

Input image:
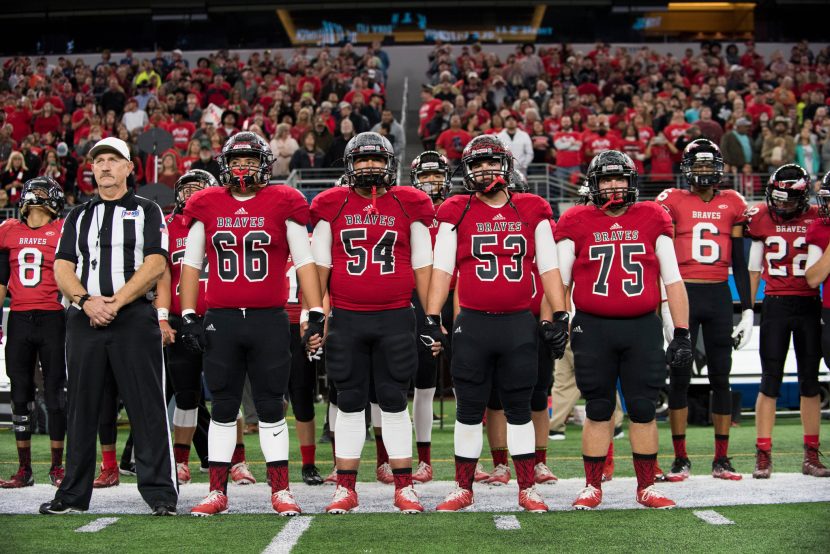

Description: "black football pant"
288 322 317 423
6 309 66 442
823 308 830 370
412 291 454 389
487 339 553 413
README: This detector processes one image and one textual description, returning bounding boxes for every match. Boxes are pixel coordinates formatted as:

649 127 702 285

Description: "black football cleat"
152 504 177 516
39 498 86 515
302 465 324 486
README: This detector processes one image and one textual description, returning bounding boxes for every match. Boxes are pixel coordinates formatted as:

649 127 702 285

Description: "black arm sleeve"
731 236 752 312
0 250 10 286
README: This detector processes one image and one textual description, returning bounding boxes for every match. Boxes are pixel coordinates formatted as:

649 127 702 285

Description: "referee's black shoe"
39 499 86 515
302 464 324 486
151 504 177 516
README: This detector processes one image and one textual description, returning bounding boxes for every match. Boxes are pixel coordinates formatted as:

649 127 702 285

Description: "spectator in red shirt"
620 123 648 174
33 101 61 136
180 139 202 173
662 110 691 163
297 66 323 101
418 85 443 148
552 114 583 183
157 150 181 188
645 132 677 183
435 114 472 167
168 108 196 152
206 74 231 108
6 98 33 144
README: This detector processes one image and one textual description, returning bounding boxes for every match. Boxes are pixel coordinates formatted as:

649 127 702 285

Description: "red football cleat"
534 462 558 484
191 490 229 516
376 462 394 485
413 461 433 484
230 461 256 485
394 485 424 514
323 466 337 485
572 485 602 510
436 484 474 512
666 457 691 482
0 468 34 488
654 462 666 482
712 457 742 481
519 486 548 513
484 464 510 486
473 463 490 482
636 485 676 509
177 462 191 485
49 466 64 488
326 485 359 514
93 465 119 488
272 489 302 516
601 456 614 482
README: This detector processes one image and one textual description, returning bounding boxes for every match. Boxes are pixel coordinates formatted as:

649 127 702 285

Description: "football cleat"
666 457 691 482
151 504 177 516
376 462 394 485
413 461 433 484
436 484 474 512
548 431 566 441
712 457 742 481
93 465 119 488
177 462 191 485
272 489 302 516
199 462 210 474
119 461 137 477
519 486 548 513
534 463 558 484
49 466 65 488
39 499 85 515
473 463 490 482
230 461 256 485
394 485 424 514
753 449 772 479
802 446 830 477
0 468 34 488
326 486 359 514
654 462 666 482
602 456 614 482
191 490 229 517
324 466 338 485
572 485 602 510
302 465 324 486
636 485 676 509
613 426 625 439
484 464 511 486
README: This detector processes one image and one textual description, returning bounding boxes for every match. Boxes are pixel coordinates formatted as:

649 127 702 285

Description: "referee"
40 137 177 516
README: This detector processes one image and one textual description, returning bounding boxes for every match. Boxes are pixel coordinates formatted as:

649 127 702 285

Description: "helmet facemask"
591 174 637 212
20 179 64 220
817 188 830 222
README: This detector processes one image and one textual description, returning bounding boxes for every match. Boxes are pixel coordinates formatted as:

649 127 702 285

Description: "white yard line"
494 515 521 530
693 510 735 525
261 516 314 554
74 517 119 533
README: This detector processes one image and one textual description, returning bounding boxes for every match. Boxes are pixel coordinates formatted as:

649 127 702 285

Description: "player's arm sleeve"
410 221 433 270
311 220 333 268
556 239 575 287
806 245 822 269
534 219 559 274
55 207 81 263
182 221 206 270
433 222 457 275
0 250 10 286
748 240 764 272
142 201 169 258
286 220 313 269
731 236 752 311
656 234 682 285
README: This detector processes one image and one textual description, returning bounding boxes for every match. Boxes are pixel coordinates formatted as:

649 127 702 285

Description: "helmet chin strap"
368 186 379 215
483 175 506 193
231 168 252 192
600 192 625 211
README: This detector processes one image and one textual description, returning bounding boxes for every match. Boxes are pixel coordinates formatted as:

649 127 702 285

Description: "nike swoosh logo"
272 428 285 437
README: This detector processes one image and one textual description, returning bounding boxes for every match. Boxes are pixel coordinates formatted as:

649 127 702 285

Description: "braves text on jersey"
166 212 207 316
184 185 310 309
656 188 747 281
555 202 673 318
437 192 552 313
746 203 819 297
806 218 830 308
311 186 434 311
0 218 64 311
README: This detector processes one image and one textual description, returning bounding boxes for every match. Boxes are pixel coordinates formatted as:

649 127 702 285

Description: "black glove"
302 310 326 347
180 313 205 354
539 311 569 360
419 314 448 352
666 327 693 370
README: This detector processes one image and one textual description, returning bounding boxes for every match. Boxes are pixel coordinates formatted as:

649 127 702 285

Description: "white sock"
413 387 435 443
334 409 366 459
381 409 413 459
208 420 237 463
370 402 382 428
173 407 197 428
507 421 535 457
454 421 483 459
258 420 289 462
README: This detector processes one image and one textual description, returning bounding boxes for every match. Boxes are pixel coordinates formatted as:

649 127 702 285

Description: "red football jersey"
745 203 819 297
806 218 830 307
657 188 747 281
166 213 207 317
437 193 552 313
555 202 673 318
0 218 64 311
184 185 310 309
311 186 434 312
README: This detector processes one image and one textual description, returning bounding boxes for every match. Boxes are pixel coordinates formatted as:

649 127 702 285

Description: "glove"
302 310 326 347
307 347 323 362
419 314 448 352
666 327 693 371
539 311 569 360
731 309 754 350
660 301 674 345
180 313 205 354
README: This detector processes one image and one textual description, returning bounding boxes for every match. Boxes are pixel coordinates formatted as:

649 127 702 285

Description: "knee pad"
455 398 486 426
210 399 241 424
799 378 821 398
501 389 532 425
626 398 657 424
530 389 548 412
337 389 366 413
12 405 32 441
44 387 66 412
585 398 614 422
375 384 407 413
290 394 315 423
709 373 732 415
254 399 285 424
174 390 200 411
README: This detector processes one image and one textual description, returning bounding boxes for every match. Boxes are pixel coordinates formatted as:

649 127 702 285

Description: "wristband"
182 308 196 317
77 294 91 308
157 308 169 321
300 309 309 324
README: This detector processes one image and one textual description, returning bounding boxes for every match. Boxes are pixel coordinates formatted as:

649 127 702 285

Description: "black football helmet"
410 150 450 200
217 131 273 191
461 135 513 193
508 169 529 193
818 170 830 222
766 164 811 221
343 132 397 188
680 138 724 188
19 176 64 218
585 150 639 210
173 169 218 214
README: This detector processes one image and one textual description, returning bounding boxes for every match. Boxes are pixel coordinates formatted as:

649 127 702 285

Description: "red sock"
455 456 477 491
209 463 230 494
392 467 413 490
267 461 289 492
535 447 546 465
756 437 772 451
804 435 820 449
375 435 389 467
18 446 32 470
714 434 729 460
102 449 117 470
300 445 316 466
50 447 63 469
633 452 657 491
337 469 357 491
513 454 536 489
417 442 431 465
606 441 614 461
173 443 191 464
672 434 687 459
491 447 509 467
583 455 605 488
231 443 245 465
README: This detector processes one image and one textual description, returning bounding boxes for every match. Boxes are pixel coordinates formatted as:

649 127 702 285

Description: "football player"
557 150 690 509
0 177 66 489
807 170 830 415
656 139 752 482
425 135 568 513
747 164 828 478
310 132 434 514
179 132 325 516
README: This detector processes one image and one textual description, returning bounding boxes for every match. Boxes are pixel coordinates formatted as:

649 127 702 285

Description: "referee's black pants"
57 300 177 510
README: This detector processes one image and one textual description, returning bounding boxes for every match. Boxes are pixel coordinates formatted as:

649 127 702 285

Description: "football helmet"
680 138 724 188
343 132 397 188
818 170 830 222
461 135 512 193
508 169 529 193
585 150 639 210
173 169 218 214
19 176 64 218
410 150 450 200
766 164 810 221
217 132 273 191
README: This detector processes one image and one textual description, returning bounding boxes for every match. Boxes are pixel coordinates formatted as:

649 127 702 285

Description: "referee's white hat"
89 137 131 161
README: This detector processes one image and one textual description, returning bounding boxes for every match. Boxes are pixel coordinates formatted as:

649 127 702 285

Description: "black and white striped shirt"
56 191 168 297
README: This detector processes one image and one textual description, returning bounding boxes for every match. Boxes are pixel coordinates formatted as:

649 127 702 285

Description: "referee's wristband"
157 308 169 321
